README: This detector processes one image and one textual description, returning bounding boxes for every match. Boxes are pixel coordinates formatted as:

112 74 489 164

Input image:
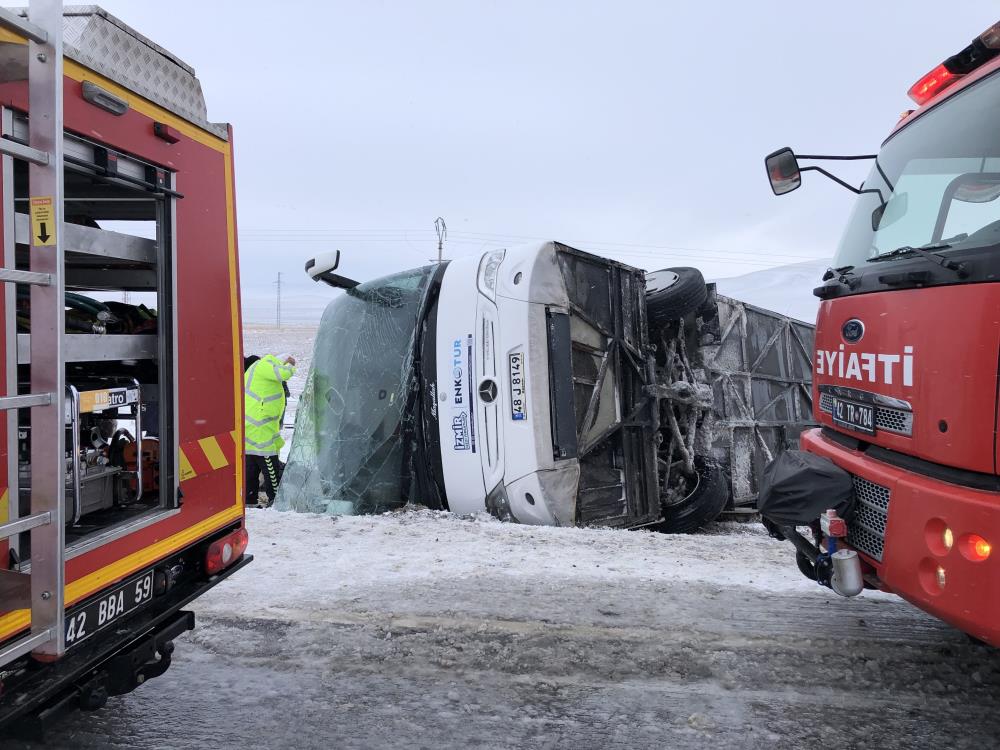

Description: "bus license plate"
508 352 527 420
64 569 155 649
832 398 875 435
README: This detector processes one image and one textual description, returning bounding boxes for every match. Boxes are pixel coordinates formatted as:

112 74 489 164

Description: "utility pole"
434 216 447 263
275 271 282 330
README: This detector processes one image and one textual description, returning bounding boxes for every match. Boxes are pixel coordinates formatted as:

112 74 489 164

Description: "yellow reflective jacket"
244 354 295 456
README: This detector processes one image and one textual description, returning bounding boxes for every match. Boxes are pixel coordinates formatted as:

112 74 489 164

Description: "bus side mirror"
765 147 802 196
306 250 359 289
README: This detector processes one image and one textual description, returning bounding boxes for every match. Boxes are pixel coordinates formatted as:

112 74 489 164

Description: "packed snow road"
8 511 1000 749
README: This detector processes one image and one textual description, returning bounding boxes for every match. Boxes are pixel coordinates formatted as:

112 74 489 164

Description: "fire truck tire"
645 267 708 325
795 550 818 581
659 457 729 534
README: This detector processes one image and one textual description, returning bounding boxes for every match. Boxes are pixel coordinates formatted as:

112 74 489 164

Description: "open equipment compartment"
8 116 178 560
0 6 247 719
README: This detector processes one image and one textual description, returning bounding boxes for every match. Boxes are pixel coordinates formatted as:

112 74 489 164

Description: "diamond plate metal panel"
15 6 227 138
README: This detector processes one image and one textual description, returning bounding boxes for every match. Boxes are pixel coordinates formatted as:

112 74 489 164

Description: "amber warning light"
960 534 992 562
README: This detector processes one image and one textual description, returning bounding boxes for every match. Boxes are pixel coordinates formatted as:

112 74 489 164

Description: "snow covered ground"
202 510 851 606
17 299 1000 748
713 257 830 324
27 509 1000 749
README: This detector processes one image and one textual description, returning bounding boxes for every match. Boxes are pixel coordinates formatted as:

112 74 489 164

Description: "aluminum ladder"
0 0 68 666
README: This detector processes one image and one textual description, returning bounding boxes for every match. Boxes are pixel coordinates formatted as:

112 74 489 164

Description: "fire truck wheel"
645 267 708 325
795 550 818 581
659 457 729 534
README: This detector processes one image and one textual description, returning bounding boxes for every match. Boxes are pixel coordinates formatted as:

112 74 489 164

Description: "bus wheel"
645 267 708 325
658 457 728 534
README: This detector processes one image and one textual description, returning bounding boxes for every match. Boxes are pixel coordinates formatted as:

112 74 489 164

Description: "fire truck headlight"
924 518 952 555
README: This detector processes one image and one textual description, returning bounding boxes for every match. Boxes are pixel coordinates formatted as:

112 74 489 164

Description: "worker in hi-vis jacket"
244 352 296 508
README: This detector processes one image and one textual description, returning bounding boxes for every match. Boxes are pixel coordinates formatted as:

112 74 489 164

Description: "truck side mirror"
765 147 802 196
305 250 359 289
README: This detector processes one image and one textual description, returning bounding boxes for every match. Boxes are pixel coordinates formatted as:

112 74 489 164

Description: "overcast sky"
97 1 999 322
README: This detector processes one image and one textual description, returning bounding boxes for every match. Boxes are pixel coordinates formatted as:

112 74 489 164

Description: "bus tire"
645 267 708 325
659 457 729 534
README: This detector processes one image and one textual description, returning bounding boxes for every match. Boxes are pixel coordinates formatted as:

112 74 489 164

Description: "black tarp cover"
758 450 855 526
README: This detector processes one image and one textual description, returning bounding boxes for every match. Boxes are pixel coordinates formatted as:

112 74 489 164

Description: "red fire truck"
764 20 1000 644
0 2 248 733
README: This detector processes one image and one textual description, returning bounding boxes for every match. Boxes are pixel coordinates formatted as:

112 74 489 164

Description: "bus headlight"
477 250 505 300
485 480 513 522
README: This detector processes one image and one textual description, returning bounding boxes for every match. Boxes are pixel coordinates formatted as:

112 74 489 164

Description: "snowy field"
713 257 829 324
10 314 1000 748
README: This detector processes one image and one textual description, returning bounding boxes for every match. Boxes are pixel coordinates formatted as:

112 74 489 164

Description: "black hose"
779 526 821 564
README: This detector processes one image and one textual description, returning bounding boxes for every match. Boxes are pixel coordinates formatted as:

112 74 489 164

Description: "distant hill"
712 258 830 324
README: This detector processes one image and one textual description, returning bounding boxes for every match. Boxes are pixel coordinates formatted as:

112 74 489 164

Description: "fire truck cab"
764 20 1000 645
0 4 248 734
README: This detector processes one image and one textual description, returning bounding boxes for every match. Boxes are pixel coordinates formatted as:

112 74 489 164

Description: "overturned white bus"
279 242 814 532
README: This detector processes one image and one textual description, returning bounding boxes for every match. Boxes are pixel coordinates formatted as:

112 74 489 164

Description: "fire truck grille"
817 394 912 436
848 476 891 561
874 407 913 435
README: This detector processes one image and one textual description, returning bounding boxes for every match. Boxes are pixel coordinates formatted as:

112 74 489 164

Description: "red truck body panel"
800 38 1000 644
0 55 245 644
803 429 1000 645
813 285 1000 475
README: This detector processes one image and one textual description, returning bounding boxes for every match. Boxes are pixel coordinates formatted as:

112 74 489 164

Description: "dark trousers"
246 454 284 507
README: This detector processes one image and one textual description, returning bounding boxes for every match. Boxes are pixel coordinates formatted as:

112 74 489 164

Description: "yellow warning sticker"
29 196 55 246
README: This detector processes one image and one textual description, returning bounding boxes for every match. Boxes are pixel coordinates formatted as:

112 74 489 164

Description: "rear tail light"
206 527 249 575
907 63 961 105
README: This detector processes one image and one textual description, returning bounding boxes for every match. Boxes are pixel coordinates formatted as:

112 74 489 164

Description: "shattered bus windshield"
275 266 435 515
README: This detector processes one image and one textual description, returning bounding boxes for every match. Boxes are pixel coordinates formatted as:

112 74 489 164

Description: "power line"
238 228 819 263
275 271 282 329
242 239 812 269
